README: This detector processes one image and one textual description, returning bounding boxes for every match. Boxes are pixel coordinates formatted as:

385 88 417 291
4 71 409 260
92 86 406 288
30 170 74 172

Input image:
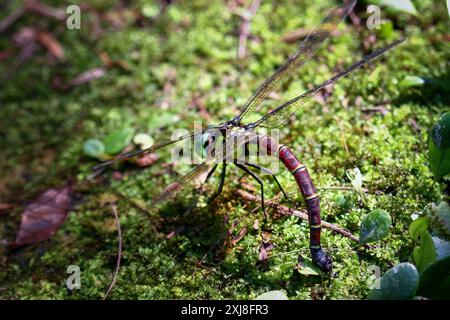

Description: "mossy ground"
0 0 449 299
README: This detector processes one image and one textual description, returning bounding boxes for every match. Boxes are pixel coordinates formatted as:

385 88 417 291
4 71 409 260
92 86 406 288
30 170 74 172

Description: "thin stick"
237 189 371 249
318 186 370 193
237 0 261 59
0 7 25 34
104 204 123 300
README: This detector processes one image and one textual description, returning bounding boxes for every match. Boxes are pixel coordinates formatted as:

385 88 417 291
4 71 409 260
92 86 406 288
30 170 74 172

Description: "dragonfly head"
225 116 241 128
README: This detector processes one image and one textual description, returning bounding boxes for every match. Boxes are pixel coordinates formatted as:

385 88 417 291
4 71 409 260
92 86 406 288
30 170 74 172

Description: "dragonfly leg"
234 162 267 221
243 162 294 204
204 164 218 183
207 162 227 204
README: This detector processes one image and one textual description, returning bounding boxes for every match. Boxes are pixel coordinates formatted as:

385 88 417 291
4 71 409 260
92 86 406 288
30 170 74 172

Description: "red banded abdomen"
277 144 322 248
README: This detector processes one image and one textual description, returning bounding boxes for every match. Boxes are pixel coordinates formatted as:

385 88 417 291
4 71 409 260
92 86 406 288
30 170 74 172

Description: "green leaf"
417 256 450 299
254 290 288 300
368 263 419 300
296 259 321 276
431 113 450 150
133 133 154 150
428 201 450 240
432 236 450 260
83 139 105 159
379 0 418 16
413 231 437 272
104 128 135 155
429 113 450 178
399 75 425 89
360 209 392 244
409 216 429 240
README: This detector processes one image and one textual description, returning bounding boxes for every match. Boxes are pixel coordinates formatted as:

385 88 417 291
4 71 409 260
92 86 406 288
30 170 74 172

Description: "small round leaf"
254 290 288 300
360 209 392 244
368 263 419 300
83 139 105 159
104 128 135 155
133 133 154 150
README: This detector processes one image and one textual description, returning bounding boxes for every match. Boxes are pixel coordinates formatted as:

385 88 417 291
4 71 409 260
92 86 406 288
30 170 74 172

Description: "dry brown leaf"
25 0 66 20
0 203 13 211
258 241 274 263
36 31 64 60
135 153 158 167
12 27 37 46
62 68 106 90
12 185 72 247
0 7 25 34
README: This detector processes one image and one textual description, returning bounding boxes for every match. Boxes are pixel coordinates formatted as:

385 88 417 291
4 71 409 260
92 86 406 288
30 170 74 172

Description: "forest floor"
0 0 449 299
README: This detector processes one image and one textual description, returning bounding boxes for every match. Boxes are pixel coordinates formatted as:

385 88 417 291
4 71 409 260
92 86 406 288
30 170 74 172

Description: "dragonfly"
94 0 405 272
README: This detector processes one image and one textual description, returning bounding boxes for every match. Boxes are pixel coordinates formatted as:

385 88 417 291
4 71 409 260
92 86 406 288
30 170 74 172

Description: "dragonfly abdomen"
258 137 332 271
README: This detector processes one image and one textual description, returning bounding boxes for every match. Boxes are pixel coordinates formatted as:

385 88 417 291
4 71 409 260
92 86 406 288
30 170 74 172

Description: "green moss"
1 0 449 299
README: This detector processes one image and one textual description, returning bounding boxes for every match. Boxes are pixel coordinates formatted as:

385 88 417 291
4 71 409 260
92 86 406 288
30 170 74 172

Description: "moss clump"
0 0 449 299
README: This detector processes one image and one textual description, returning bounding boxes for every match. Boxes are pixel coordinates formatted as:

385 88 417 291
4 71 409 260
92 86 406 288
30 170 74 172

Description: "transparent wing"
154 129 260 204
235 0 356 124
154 160 216 204
253 38 406 129
92 128 216 173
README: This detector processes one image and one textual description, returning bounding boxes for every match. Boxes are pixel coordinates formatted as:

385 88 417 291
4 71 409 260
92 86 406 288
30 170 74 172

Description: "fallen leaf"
36 31 64 60
135 153 158 167
12 27 37 46
62 68 106 90
25 0 66 20
0 7 25 34
12 185 72 247
258 241 274 263
0 203 13 211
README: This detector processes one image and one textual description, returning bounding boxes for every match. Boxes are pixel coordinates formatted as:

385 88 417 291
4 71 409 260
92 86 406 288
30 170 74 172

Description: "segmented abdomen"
277 144 322 249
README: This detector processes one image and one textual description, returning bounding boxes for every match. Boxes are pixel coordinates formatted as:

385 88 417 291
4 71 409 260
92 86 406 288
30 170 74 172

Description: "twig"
104 204 122 300
237 189 371 249
318 186 370 193
237 0 261 59
187 258 232 279
0 7 25 34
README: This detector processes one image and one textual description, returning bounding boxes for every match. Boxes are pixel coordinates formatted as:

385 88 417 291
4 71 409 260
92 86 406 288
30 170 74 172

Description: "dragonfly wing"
92 128 215 172
236 0 356 123
254 38 406 128
154 160 216 204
